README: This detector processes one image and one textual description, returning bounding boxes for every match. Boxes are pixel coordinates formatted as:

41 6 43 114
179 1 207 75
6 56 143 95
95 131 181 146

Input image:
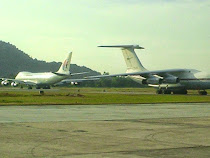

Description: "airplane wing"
0 78 37 86
86 69 193 79
55 78 99 86
60 78 99 83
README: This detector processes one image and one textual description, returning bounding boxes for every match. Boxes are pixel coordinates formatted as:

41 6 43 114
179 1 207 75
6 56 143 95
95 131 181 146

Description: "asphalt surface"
0 103 209 123
0 103 209 157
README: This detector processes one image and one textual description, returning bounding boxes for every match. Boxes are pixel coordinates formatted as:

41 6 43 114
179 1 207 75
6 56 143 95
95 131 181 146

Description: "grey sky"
0 0 209 73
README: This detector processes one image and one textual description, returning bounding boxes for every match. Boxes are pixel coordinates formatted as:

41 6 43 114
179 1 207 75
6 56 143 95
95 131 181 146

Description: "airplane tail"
98 45 147 72
56 52 72 75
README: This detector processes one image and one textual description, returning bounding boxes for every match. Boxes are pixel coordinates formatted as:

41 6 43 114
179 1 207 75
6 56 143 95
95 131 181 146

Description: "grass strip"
0 91 210 105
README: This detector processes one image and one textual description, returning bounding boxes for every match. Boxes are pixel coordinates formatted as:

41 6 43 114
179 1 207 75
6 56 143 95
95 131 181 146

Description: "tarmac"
0 103 209 157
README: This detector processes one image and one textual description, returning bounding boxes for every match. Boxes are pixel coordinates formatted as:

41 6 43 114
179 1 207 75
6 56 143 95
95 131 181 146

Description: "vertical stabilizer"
57 52 72 74
98 45 147 72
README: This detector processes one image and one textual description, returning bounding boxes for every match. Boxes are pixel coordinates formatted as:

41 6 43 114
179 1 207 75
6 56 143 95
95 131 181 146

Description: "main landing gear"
156 89 188 95
27 85 51 90
43 85 51 89
156 89 162 94
156 89 172 94
35 86 51 89
157 89 208 95
173 90 188 95
198 91 207 95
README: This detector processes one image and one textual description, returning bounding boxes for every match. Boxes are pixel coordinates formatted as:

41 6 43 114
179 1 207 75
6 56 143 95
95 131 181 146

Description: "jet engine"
11 82 19 87
1 80 9 86
71 82 79 85
142 77 163 85
163 76 180 84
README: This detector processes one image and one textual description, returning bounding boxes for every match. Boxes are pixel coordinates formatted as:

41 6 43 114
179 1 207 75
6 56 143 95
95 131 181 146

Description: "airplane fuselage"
15 72 68 86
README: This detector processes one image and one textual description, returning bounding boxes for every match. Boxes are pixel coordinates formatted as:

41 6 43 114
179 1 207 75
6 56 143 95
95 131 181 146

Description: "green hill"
0 41 100 78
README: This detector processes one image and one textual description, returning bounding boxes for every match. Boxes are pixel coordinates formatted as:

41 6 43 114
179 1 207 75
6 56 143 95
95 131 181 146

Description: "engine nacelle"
71 82 79 85
142 77 163 85
1 80 9 86
11 82 19 87
163 77 180 84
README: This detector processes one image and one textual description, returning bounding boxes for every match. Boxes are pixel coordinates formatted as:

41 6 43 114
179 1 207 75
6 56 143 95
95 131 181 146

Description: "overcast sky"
0 0 209 73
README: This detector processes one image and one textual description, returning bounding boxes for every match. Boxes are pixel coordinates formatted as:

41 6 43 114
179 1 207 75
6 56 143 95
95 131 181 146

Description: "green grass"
0 88 209 105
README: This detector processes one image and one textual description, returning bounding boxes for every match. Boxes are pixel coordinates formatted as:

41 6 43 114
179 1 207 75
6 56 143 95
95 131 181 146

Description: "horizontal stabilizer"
98 44 146 72
70 72 89 76
98 45 144 49
53 72 89 77
53 72 71 76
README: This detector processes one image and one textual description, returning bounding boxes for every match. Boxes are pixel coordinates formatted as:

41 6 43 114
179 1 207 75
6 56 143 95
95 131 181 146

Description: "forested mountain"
0 41 100 78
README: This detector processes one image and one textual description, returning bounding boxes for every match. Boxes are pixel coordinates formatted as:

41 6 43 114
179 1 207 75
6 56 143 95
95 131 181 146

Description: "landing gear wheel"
173 90 187 95
39 90 45 95
43 86 50 89
156 89 162 94
199 91 207 95
163 90 171 94
182 90 188 95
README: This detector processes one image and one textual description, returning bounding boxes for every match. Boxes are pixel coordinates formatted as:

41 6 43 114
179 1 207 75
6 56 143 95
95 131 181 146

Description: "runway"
0 103 209 123
0 103 210 157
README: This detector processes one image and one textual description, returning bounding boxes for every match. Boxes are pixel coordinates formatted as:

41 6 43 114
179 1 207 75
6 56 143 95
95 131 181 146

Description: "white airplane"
1 52 88 89
88 45 210 95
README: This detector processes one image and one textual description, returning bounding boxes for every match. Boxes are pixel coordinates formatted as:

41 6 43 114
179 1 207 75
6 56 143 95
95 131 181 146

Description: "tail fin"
98 45 147 72
57 52 72 74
